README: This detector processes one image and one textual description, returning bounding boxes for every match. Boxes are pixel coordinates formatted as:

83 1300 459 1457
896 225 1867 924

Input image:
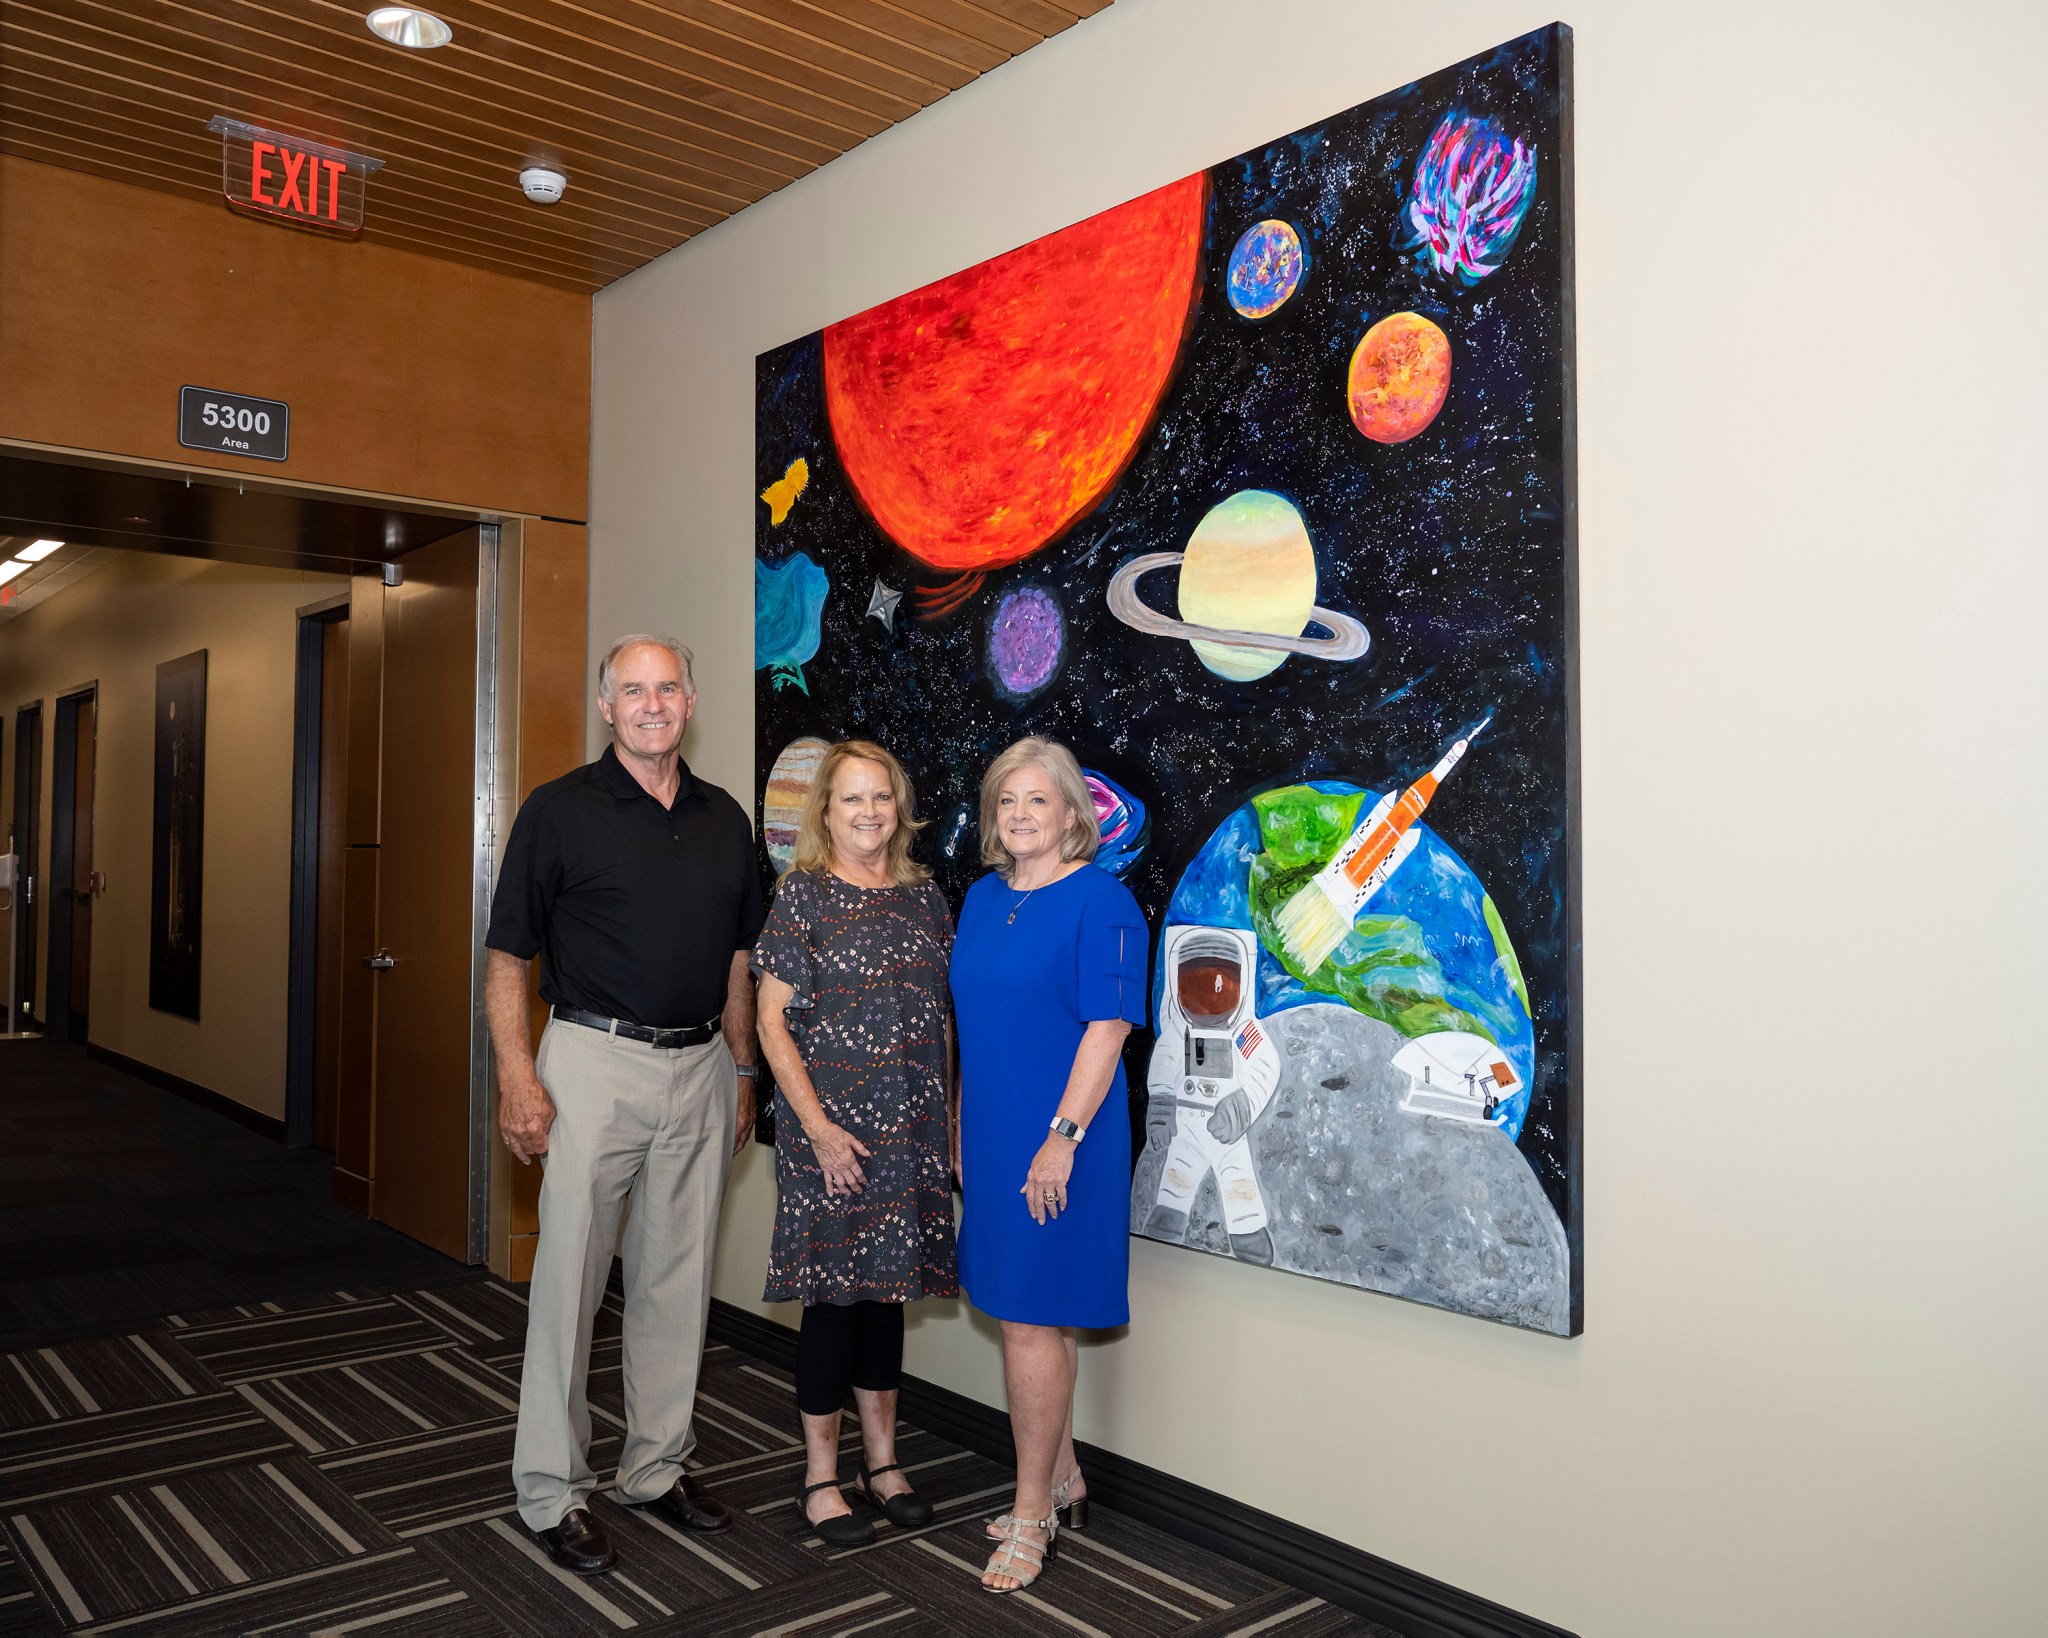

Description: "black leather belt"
552 1006 722 1050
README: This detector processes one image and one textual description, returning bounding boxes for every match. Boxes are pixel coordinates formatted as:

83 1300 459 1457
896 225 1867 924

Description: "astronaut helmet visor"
1174 929 1248 1026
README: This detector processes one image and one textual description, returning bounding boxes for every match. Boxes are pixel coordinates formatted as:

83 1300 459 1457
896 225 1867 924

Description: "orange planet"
822 174 1208 576
1346 312 1451 444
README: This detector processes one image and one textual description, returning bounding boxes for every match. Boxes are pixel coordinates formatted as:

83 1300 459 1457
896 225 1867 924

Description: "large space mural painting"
755 27 1580 1335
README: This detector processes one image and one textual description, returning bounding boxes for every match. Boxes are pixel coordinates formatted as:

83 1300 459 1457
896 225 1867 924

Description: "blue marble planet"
1156 780 1536 1137
1225 219 1306 319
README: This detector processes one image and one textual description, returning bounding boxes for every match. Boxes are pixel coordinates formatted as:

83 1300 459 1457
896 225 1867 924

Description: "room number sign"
178 386 290 462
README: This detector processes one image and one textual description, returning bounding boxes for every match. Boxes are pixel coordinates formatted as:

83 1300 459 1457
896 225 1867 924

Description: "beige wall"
0 552 346 1117
590 1 2046 1629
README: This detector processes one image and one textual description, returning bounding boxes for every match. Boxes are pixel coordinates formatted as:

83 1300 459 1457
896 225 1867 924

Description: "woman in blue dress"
949 736 1148 1594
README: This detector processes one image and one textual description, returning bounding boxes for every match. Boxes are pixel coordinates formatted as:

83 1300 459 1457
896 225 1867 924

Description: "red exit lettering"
247 137 348 222
209 117 381 235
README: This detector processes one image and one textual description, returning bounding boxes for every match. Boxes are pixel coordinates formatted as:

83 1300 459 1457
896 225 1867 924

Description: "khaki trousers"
512 1018 736 1530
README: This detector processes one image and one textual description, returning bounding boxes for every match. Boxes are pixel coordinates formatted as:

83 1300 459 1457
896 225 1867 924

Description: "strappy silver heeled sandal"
987 1468 1088 1539
982 1512 1057 1594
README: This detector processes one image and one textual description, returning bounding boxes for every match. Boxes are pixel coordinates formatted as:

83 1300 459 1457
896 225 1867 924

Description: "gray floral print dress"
751 869 959 1305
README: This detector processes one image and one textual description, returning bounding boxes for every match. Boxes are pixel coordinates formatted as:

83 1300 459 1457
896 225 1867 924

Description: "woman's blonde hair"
788 740 931 886
979 736 1099 881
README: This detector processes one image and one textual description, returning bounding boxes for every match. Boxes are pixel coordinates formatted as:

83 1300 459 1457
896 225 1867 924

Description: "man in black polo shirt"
484 633 765 1576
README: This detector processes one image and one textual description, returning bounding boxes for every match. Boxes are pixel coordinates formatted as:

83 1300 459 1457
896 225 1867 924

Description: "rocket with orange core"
1273 715 1492 971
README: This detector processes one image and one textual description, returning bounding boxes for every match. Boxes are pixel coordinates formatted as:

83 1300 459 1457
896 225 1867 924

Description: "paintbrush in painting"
1273 716 1492 972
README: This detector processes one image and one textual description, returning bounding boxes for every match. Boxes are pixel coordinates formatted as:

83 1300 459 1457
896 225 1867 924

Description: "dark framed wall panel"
150 650 207 1020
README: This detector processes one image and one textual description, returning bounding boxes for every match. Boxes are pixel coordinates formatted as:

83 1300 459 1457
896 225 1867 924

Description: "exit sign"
207 117 383 234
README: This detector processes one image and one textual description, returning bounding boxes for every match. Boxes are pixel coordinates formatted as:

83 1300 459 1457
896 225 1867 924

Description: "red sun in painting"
822 174 1208 599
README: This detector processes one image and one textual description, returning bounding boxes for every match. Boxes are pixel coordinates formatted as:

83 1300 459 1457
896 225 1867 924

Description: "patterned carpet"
0 1272 1395 1636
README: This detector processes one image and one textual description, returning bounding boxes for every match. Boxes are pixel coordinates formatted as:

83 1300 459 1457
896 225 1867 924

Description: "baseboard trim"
706 1299 1573 1638
86 1043 288 1145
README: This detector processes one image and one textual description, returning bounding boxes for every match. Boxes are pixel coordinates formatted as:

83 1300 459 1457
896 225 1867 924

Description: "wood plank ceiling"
0 0 1110 293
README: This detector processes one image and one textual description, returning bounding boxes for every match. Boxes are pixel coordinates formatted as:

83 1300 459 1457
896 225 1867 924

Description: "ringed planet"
1105 490 1370 682
1347 311 1451 444
1225 219 1306 318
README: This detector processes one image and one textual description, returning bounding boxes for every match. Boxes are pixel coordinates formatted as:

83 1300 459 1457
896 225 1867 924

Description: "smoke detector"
519 167 567 205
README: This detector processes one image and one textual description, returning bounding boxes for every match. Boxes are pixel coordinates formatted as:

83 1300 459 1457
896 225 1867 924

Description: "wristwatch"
1050 1117 1084 1142
734 1065 760 1080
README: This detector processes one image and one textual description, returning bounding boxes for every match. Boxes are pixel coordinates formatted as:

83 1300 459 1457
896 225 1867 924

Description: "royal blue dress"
950 863 1149 1328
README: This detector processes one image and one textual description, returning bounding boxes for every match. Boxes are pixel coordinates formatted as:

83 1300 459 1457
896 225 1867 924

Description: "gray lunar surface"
1131 1002 1570 1335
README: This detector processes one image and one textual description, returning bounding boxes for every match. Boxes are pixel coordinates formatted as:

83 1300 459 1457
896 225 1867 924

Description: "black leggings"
794 1301 905 1416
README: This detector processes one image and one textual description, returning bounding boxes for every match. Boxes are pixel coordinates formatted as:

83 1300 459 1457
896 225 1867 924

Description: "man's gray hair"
597 634 696 702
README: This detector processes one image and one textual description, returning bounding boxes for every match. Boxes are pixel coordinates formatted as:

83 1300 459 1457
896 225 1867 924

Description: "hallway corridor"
0 1045 1385 1634
0 1043 464 1343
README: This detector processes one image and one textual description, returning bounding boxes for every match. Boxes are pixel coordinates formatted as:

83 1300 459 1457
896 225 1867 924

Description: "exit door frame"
1 435 530 1270
9 703 44 1033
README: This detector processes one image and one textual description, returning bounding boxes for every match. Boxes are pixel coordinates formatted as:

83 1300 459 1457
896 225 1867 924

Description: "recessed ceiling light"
18 539 62 560
366 7 452 49
0 561 30 587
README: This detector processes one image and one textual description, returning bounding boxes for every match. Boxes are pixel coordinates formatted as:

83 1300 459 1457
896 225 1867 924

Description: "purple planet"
988 585 1064 698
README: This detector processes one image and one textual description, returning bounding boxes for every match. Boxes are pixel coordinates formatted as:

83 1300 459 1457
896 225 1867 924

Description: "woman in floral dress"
752 740 957 1546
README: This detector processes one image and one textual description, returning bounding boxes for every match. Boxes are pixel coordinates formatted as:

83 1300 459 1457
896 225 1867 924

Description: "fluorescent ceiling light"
366 7 452 49
0 561 30 586
18 539 62 561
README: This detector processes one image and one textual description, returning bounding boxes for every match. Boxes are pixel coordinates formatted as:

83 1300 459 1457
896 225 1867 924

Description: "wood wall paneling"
516 521 588 806
0 158 591 518
507 518 588 1242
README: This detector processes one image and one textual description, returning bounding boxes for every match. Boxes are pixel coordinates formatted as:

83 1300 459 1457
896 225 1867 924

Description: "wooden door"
332 575 384 1215
371 528 483 1260
10 705 40 1029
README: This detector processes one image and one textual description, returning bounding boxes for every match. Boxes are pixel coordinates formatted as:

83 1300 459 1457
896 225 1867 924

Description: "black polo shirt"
485 745 766 1028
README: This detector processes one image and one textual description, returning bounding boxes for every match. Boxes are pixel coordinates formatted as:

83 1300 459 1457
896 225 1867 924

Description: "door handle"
365 949 398 971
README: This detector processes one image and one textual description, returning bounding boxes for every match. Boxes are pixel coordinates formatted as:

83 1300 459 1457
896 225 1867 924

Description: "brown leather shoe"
534 1507 618 1575
625 1474 732 1533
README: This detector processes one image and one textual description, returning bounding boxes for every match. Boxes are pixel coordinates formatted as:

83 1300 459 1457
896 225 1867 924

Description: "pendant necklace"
1007 884 1037 925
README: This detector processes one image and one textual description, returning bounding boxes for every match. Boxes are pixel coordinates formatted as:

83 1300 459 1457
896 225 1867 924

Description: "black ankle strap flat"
797 1478 874 1546
852 1462 934 1530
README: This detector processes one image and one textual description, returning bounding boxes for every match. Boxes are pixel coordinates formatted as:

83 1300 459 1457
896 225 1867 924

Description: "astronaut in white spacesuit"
1141 925 1283 1265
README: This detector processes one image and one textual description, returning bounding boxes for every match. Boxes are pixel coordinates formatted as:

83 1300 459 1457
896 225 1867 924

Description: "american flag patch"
1234 1019 1264 1055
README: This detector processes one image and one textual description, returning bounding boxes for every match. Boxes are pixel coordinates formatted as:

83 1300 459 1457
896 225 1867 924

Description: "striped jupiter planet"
762 736 830 872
